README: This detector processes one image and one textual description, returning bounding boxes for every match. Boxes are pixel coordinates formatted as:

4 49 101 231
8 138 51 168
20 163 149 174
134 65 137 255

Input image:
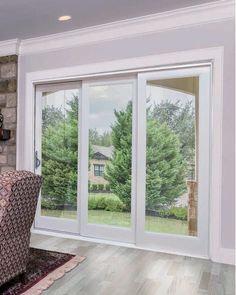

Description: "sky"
89 83 194 134
89 83 133 135
41 83 195 135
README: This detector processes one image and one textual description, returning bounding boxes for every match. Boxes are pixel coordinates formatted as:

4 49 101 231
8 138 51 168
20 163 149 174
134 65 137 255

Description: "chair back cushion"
0 171 42 285
0 170 42 240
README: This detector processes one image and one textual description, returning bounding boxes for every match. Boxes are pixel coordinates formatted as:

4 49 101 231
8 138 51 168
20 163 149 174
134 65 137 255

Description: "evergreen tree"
89 129 112 147
146 120 185 210
152 100 195 178
42 105 64 132
42 96 187 211
105 101 186 211
105 102 133 211
41 96 79 208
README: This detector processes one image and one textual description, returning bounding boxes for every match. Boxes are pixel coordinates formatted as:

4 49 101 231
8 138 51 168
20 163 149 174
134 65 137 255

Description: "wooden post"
187 180 198 236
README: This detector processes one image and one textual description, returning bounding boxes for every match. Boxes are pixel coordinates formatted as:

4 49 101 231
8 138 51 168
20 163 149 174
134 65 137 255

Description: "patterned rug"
0 248 85 295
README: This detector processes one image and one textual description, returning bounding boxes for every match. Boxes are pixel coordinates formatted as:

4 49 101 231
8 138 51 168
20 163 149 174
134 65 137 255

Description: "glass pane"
145 77 198 236
88 82 133 228
40 88 79 219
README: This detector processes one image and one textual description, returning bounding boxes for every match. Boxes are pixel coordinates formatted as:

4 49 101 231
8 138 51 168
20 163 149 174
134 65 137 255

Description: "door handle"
35 151 41 169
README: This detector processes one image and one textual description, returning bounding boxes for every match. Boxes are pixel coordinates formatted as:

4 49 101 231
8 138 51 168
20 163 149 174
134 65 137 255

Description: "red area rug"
0 248 85 295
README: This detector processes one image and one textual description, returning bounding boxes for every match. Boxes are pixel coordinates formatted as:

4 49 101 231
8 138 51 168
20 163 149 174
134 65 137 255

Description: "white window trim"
18 46 231 263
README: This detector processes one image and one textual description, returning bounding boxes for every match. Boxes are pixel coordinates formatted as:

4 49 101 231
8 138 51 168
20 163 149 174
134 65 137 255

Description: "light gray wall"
18 19 235 249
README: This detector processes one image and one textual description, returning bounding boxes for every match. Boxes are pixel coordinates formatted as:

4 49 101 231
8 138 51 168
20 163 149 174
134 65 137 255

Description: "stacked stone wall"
0 55 17 172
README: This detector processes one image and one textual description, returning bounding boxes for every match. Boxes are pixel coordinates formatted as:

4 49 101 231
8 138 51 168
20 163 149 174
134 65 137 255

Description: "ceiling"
0 0 219 42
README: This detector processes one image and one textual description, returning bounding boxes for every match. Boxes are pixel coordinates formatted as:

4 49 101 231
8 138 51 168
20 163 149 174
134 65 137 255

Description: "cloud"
89 83 133 134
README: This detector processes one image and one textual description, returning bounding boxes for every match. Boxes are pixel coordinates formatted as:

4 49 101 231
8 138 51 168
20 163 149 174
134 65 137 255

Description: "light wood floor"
30 234 235 295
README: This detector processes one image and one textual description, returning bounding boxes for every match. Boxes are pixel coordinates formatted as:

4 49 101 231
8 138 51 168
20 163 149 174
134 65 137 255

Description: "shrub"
91 184 98 192
41 198 59 210
96 196 107 209
105 184 111 192
158 207 187 221
98 184 104 191
88 196 98 210
88 194 125 212
104 196 125 212
41 197 77 210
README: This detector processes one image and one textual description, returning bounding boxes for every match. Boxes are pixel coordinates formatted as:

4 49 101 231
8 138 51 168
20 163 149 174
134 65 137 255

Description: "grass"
88 192 116 198
88 209 131 227
41 209 188 235
145 215 187 235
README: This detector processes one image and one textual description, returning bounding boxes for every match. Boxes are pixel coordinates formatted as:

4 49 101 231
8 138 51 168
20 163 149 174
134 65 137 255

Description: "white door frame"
19 47 224 262
136 66 210 257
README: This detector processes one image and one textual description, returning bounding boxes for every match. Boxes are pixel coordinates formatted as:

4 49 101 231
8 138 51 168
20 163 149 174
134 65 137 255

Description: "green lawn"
88 192 116 198
88 209 131 228
41 209 188 235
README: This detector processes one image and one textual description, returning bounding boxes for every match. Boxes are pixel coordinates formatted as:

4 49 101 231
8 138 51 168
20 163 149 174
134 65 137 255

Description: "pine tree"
41 96 79 209
105 101 133 211
146 120 185 210
89 129 112 147
105 101 186 211
42 96 186 211
152 100 195 178
42 105 64 132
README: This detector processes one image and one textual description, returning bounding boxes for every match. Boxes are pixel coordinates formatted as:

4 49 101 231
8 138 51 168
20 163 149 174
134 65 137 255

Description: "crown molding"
19 0 235 55
0 39 19 56
0 0 234 56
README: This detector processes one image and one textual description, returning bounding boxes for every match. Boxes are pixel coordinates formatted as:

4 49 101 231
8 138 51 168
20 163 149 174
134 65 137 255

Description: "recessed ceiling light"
58 15 72 21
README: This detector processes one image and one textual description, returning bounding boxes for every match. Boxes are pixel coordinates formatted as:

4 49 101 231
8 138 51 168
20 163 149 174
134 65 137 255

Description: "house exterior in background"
88 145 113 185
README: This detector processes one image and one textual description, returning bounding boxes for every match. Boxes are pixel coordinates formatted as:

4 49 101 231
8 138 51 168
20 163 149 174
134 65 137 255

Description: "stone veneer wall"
0 55 17 172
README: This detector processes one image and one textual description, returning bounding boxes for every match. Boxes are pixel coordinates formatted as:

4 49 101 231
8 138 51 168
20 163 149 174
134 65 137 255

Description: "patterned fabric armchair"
0 171 42 286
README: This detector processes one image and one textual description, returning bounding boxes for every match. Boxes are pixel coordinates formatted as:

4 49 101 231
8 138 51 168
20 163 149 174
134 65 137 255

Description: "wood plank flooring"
30 234 235 295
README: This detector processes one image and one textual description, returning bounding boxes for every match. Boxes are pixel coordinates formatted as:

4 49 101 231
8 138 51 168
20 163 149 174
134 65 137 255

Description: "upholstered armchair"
0 171 42 286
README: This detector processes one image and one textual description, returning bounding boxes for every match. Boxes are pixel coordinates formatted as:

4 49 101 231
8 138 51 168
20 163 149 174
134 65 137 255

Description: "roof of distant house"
92 145 113 160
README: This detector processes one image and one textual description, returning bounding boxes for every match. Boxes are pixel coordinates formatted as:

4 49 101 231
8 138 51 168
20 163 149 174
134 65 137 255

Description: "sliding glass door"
34 66 210 256
80 79 136 242
136 66 210 256
34 79 136 242
34 82 81 233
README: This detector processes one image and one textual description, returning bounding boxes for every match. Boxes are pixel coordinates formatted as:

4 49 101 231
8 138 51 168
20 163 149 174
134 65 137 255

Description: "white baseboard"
212 247 235 265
